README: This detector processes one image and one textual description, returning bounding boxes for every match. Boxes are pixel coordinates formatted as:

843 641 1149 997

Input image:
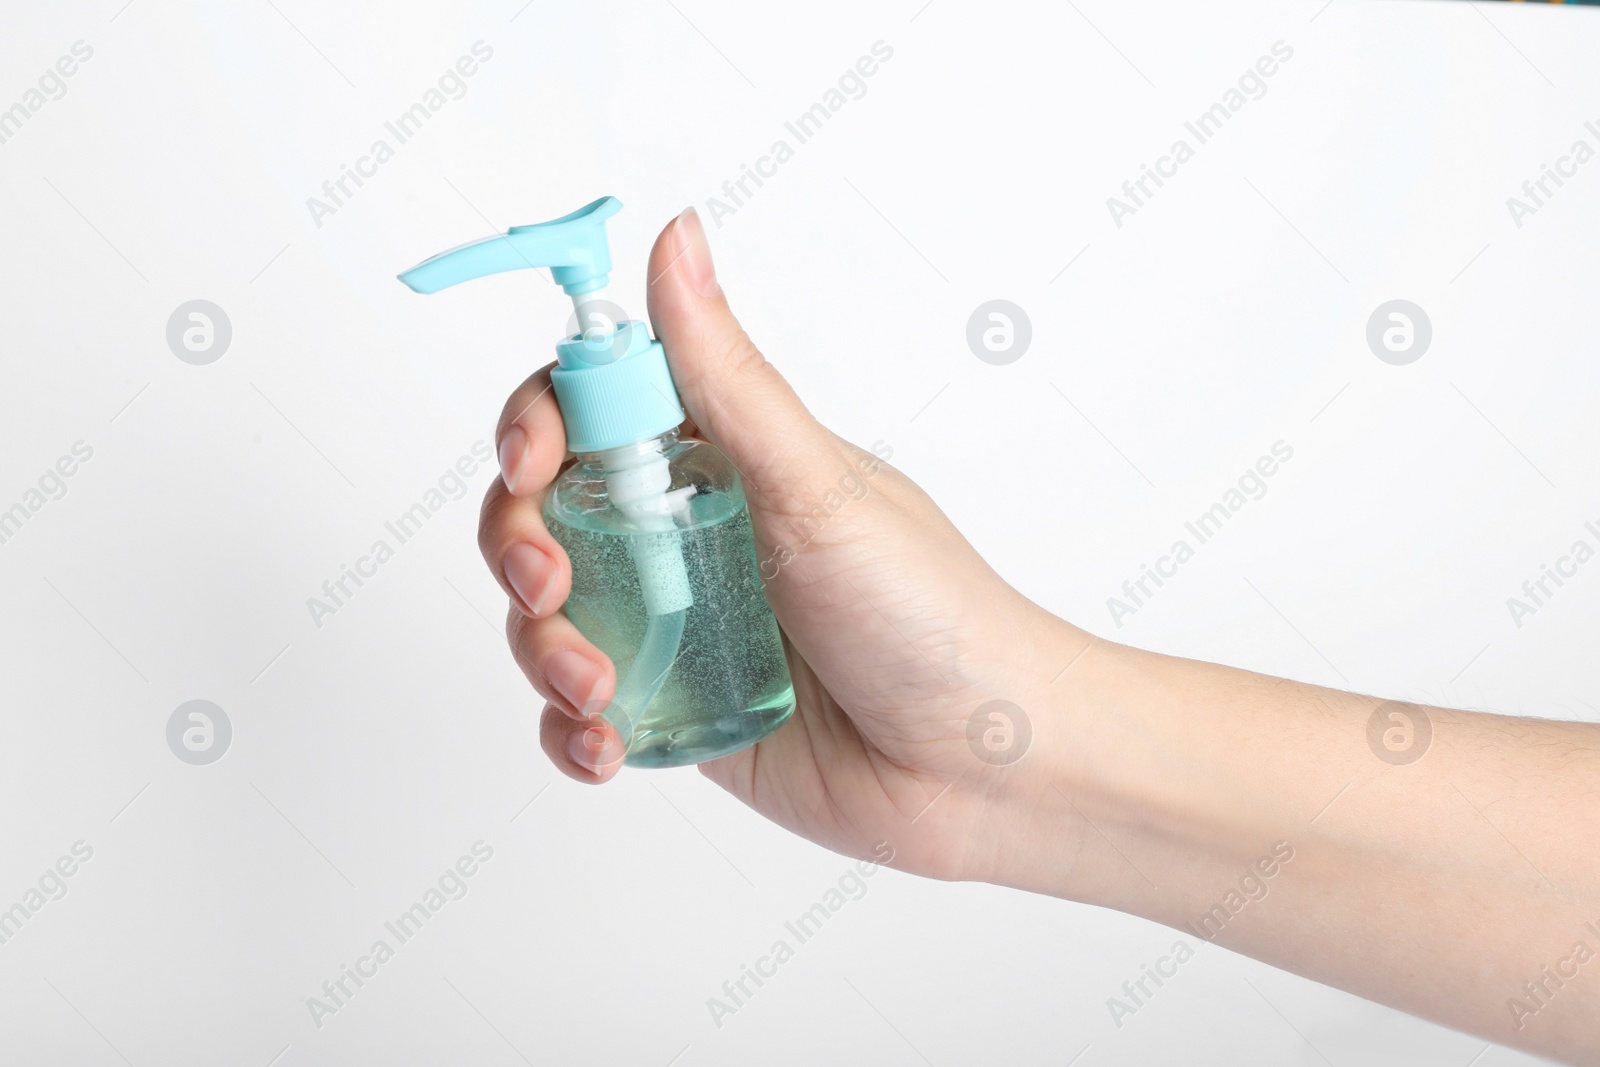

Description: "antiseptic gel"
399 197 795 767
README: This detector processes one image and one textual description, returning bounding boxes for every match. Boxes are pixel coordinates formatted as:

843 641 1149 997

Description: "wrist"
967 617 1240 912
977 622 1364 924
957 610 1132 898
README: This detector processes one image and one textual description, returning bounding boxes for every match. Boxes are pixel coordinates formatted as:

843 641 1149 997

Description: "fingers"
480 366 575 617
485 364 628 784
495 364 567 498
511 604 625 784
645 208 843 505
479 478 570 618
505 602 615 716
540 704 627 784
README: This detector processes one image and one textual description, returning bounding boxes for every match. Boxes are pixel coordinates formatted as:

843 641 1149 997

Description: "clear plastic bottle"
399 195 794 768
545 430 794 767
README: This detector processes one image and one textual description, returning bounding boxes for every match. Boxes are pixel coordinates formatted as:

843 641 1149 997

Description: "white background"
1 1 1596 1064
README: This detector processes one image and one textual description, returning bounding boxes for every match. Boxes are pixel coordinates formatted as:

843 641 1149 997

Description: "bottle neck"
586 429 686 533
579 428 680 474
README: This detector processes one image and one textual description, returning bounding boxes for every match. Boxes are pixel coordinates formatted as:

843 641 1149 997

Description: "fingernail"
503 542 556 616
498 425 528 494
543 648 600 710
567 724 613 775
676 207 721 298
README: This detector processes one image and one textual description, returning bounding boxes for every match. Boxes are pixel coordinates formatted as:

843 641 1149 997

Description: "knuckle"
717 328 769 381
497 366 555 435
477 481 511 558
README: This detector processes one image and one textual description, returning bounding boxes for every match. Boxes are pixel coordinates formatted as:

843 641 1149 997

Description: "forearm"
1000 622 1600 1062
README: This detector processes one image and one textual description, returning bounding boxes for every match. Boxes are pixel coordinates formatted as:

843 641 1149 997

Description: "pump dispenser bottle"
399 197 794 767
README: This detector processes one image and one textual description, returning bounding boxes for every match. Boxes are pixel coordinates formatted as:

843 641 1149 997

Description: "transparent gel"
545 433 795 768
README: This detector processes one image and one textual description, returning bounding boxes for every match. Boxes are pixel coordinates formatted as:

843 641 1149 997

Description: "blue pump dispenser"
398 196 685 454
397 197 797 766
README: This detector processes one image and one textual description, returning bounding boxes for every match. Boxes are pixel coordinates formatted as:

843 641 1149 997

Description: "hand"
477 209 1600 1062
478 207 1087 881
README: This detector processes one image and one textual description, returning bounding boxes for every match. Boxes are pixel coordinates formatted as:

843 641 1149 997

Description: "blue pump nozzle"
397 195 685 456
397 195 623 296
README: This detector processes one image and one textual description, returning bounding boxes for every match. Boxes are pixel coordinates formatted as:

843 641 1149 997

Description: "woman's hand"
478 207 1600 1062
477 207 1086 882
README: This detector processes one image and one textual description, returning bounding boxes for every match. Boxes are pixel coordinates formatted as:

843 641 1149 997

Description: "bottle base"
623 692 796 769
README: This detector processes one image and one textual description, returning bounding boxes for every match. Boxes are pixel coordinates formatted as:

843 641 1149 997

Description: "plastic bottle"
399 197 794 767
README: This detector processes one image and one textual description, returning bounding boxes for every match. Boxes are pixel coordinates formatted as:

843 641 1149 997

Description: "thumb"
645 207 837 502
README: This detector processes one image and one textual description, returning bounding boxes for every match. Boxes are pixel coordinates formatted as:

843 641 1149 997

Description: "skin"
480 207 1600 1064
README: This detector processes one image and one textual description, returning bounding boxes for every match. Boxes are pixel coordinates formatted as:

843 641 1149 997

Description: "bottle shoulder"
545 437 746 533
